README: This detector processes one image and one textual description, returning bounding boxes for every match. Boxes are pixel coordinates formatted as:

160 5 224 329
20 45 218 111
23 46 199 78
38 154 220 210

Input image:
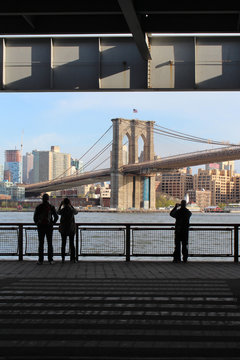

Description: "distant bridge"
25 132 240 207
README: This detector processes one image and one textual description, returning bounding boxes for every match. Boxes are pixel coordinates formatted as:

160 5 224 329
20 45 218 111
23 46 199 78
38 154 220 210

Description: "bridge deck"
1 260 240 359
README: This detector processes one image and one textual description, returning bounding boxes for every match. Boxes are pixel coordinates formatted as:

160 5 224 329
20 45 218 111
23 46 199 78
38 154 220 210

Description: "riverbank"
0 208 202 213
0 208 32 212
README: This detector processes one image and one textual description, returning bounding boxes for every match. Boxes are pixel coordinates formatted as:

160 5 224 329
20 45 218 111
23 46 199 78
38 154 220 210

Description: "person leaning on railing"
57 198 78 263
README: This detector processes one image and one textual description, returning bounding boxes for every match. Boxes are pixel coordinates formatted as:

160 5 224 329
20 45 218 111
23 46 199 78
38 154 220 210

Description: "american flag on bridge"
133 109 138 113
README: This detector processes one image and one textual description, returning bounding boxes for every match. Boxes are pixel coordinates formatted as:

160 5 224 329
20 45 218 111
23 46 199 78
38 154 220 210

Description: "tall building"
71 159 84 174
156 168 193 200
4 150 22 183
205 161 235 175
22 152 34 184
194 168 234 205
32 146 71 183
229 173 240 203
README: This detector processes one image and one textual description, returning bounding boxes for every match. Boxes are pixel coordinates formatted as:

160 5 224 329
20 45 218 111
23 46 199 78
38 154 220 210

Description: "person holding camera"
57 198 78 263
170 200 192 263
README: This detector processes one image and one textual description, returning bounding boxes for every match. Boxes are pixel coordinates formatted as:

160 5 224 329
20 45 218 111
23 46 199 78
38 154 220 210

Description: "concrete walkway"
1 259 240 279
1 260 240 359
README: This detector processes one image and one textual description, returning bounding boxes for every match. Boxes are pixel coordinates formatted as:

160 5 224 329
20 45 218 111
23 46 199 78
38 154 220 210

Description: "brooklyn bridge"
24 118 240 209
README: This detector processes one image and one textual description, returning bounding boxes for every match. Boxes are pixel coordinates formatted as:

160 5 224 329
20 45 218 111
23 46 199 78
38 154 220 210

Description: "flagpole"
133 108 138 119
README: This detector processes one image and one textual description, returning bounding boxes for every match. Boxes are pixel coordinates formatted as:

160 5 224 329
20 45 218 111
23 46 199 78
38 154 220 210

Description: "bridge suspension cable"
92 139 129 171
153 123 236 146
78 125 113 161
48 124 113 183
81 141 113 172
128 119 237 147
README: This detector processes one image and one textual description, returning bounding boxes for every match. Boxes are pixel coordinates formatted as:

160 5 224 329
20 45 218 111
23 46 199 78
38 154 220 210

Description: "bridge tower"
110 118 155 209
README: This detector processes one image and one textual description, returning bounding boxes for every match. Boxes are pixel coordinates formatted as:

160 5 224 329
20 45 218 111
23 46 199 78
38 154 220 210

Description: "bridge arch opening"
138 135 145 163
122 134 129 165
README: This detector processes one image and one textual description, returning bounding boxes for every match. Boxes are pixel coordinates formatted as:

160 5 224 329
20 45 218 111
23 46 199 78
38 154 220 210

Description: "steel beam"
117 0 151 60
1 35 240 91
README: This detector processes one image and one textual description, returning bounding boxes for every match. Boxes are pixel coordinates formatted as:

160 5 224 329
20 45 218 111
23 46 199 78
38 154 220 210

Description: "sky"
1 91 240 173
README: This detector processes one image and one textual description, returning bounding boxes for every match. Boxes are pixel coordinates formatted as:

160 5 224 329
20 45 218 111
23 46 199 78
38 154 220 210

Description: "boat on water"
223 203 240 213
204 206 224 213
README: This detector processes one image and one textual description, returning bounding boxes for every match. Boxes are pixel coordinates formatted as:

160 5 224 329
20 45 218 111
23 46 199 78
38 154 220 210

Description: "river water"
0 211 239 224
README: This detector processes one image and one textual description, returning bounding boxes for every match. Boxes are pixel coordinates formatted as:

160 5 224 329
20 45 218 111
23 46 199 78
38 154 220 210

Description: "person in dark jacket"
170 200 192 263
33 193 58 265
57 198 78 263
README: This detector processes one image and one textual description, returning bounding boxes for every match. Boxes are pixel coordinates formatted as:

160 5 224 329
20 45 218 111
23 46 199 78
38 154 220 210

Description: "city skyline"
1 91 240 173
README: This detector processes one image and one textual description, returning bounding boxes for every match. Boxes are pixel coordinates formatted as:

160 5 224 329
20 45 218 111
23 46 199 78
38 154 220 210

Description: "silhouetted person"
57 198 78 263
33 193 58 265
170 200 192 263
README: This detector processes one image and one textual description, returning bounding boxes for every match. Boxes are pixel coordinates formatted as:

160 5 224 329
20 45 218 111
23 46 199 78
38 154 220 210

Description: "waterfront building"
155 163 240 207
187 189 211 210
32 146 71 183
231 173 240 203
193 168 234 205
156 168 193 200
100 186 111 207
0 181 25 200
4 150 22 183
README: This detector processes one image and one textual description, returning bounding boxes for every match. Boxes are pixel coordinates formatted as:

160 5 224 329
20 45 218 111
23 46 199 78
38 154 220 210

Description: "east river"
0 210 239 224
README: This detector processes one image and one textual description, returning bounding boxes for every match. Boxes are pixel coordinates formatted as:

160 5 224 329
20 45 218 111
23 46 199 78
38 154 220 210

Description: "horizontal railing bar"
0 222 240 226
133 227 232 231
132 227 175 230
0 253 18 256
189 228 233 231
132 254 232 257
0 227 19 230
80 228 125 231
80 253 125 256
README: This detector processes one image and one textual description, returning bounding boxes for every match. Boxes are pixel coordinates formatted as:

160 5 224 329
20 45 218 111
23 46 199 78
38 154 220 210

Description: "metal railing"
0 222 239 262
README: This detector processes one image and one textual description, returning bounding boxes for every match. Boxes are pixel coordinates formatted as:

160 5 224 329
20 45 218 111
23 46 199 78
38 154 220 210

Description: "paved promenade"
1 260 240 359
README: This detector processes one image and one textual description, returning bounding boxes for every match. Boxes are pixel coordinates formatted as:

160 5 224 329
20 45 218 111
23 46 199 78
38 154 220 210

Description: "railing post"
234 225 239 263
126 225 131 262
18 224 23 261
75 224 79 262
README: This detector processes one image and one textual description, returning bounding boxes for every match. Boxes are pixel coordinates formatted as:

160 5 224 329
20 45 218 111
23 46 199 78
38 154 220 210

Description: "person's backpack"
38 203 52 225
